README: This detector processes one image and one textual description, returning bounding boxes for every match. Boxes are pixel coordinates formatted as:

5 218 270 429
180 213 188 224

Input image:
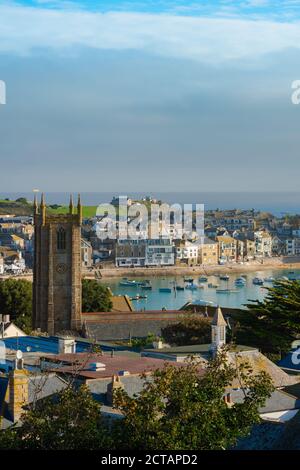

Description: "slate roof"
43 353 203 380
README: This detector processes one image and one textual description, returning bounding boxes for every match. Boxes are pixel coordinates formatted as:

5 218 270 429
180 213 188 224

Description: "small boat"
175 286 185 291
184 278 194 283
235 277 246 286
216 288 238 294
253 277 264 286
140 280 152 289
185 283 198 291
219 274 230 281
208 283 219 288
264 277 275 282
130 294 148 300
119 280 138 287
199 276 208 282
159 288 172 293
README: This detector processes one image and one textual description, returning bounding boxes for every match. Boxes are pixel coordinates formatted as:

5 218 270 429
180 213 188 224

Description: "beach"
87 255 300 279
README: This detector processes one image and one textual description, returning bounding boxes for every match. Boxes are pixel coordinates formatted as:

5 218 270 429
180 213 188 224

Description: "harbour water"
102 268 300 311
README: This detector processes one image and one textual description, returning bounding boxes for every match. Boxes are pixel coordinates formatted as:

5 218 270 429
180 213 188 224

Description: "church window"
57 227 66 250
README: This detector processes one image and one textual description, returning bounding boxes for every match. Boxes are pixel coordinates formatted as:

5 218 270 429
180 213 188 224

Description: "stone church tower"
32 194 82 334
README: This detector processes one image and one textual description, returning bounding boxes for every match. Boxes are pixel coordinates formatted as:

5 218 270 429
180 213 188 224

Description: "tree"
0 279 32 333
112 350 274 450
82 279 112 312
233 280 300 355
0 385 112 450
162 314 211 346
15 197 28 204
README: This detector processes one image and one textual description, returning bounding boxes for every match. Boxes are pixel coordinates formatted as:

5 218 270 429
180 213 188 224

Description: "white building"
254 231 272 257
145 239 175 266
176 241 199 265
286 238 300 256
0 315 26 338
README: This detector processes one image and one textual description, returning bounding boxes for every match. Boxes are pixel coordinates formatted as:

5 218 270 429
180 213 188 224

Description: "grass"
0 199 99 218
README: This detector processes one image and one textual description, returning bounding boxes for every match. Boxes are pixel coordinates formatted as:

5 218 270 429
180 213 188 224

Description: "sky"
0 0 300 193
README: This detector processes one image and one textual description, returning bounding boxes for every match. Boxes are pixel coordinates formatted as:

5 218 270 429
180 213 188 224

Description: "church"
32 194 82 335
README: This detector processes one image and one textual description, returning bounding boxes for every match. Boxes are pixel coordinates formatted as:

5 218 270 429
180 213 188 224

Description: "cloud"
1 3 300 64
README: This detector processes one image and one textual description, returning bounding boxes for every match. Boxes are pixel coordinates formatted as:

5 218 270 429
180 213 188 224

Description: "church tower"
32 194 82 334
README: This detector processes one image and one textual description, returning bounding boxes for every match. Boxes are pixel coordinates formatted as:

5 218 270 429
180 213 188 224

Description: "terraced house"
216 235 237 263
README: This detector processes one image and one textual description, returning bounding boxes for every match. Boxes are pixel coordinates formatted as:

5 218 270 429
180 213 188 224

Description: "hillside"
0 199 97 218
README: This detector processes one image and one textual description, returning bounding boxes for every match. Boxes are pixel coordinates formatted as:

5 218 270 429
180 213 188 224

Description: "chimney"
8 367 29 422
58 337 76 354
223 392 233 407
106 375 124 406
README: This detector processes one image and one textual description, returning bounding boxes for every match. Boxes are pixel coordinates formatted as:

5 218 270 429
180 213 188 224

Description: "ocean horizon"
0 191 299 216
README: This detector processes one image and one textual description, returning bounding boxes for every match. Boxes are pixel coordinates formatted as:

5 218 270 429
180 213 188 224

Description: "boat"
208 283 219 288
264 277 275 282
141 284 152 290
253 277 264 286
130 294 148 300
159 288 172 293
235 277 246 286
184 278 194 283
199 276 208 282
140 281 152 289
119 280 138 287
185 283 198 291
219 274 230 281
216 288 238 294
175 286 185 291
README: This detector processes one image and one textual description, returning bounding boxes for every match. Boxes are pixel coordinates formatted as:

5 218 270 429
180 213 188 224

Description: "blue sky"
0 0 300 192
10 0 300 19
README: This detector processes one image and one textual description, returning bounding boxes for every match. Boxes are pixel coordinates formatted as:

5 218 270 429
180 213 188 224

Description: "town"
0 195 300 452
1 196 300 277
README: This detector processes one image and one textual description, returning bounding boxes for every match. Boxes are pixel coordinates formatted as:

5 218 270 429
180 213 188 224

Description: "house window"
57 227 66 250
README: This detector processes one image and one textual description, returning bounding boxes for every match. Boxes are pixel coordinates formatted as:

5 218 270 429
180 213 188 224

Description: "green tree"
82 279 112 312
15 197 28 204
0 279 32 333
233 280 300 355
0 385 112 450
113 351 273 450
162 314 211 346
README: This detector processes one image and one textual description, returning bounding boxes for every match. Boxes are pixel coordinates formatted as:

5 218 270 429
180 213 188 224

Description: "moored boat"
219 274 230 281
159 287 172 293
235 277 246 287
253 277 264 286
264 277 275 282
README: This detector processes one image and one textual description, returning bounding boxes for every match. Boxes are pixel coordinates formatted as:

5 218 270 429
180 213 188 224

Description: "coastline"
86 256 300 280
3 256 300 283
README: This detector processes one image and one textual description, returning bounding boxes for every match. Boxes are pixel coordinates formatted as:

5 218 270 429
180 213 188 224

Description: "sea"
102 268 300 311
1 192 300 216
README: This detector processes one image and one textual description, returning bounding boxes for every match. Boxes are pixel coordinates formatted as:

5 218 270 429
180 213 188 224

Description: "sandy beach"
86 256 300 279
2 256 300 283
